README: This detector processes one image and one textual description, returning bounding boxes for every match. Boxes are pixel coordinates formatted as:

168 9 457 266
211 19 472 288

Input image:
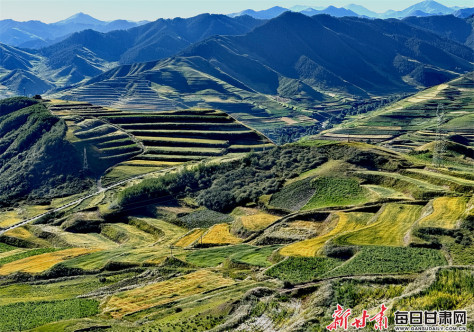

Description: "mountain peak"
55 12 104 25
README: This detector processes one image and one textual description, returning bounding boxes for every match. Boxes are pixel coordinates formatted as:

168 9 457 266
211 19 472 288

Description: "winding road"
0 165 181 236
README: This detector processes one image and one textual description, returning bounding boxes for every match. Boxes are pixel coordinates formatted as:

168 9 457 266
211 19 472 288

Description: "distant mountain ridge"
229 1 472 19
0 14 265 95
54 12 473 114
1 10 473 99
403 15 474 49
0 13 147 49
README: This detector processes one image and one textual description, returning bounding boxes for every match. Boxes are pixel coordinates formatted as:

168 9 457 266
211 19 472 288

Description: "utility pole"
83 147 89 171
432 104 446 167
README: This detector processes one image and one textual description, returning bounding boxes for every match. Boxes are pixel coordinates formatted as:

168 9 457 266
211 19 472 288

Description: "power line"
432 104 446 167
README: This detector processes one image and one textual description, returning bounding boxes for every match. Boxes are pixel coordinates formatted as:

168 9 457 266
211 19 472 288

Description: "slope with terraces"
318 74 474 153
57 76 181 111
47 100 273 185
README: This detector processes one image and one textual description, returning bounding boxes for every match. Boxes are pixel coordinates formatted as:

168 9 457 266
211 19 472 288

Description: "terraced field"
335 203 424 246
0 125 471 331
357 170 447 198
418 197 468 229
239 211 280 231
174 229 205 248
103 270 235 318
280 212 373 257
56 77 179 111
201 224 242 245
0 248 99 275
319 75 474 153
47 101 272 184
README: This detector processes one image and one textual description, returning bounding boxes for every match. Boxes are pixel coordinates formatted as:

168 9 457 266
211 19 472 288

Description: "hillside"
403 15 474 49
46 100 272 186
318 73 474 166
0 137 471 331
3 12 473 101
0 97 91 205
0 5 473 331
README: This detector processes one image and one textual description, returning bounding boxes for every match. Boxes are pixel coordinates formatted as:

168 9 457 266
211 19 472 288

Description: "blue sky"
1 0 472 22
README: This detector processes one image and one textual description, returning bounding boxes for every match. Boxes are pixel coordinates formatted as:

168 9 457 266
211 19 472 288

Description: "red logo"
327 304 388 330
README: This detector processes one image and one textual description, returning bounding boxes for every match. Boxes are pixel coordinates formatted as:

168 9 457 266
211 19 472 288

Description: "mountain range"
0 13 148 49
0 6 473 100
0 14 264 94
2 0 472 51
51 12 473 117
230 1 473 19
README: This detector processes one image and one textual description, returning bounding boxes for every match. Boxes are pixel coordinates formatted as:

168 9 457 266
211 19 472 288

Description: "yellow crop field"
240 213 279 231
174 229 204 247
104 270 235 318
201 224 242 245
0 248 99 275
3 226 50 247
418 197 467 229
0 211 22 228
335 203 424 246
4 226 33 240
0 205 51 228
280 212 373 257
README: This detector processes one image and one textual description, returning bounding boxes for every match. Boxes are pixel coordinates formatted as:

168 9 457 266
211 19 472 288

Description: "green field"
302 177 370 210
269 177 315 211
0 299 99 331
393 268 473 311
326 246 446 277
265 257 342 283
0 96 471 332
